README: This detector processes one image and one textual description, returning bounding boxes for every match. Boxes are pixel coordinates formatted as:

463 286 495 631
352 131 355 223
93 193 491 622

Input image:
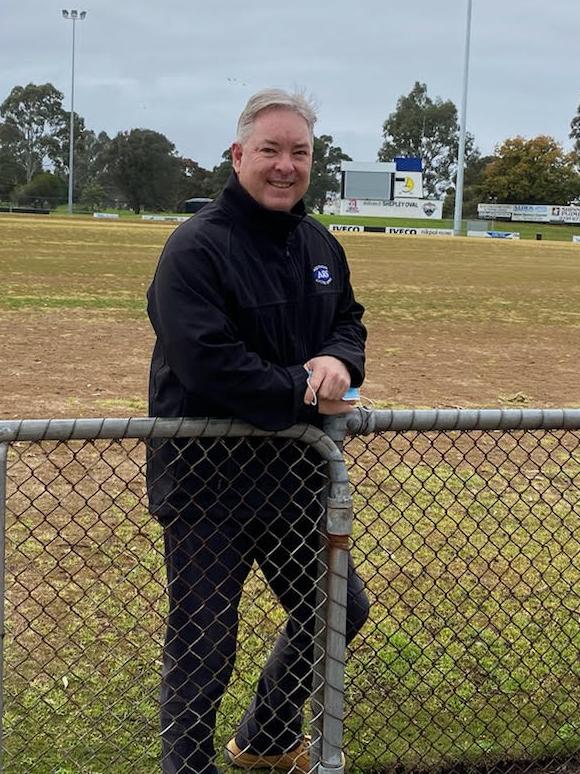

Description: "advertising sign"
141 215 188 222
477 202 580 224
393 172 423 199
477 204 513 219
511 204 550 223
385 227 453 236
468 230 520 239
329 225 453 236
552 206 580 224
340 198 443 219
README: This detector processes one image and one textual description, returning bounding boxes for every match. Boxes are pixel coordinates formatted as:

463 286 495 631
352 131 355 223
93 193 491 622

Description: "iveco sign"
329 225 453 237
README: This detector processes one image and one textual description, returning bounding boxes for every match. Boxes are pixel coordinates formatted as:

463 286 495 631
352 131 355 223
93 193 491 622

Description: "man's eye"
261 147 276 155
294 150 308 157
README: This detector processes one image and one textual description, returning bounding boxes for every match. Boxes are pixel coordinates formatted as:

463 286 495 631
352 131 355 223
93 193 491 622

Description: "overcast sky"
2 0 579 170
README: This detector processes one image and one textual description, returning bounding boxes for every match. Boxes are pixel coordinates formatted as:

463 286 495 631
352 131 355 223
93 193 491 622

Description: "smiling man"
147 89 369 774
231 105 312 211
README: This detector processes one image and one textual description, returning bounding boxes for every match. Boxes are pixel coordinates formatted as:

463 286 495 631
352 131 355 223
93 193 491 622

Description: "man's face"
231 108 313 212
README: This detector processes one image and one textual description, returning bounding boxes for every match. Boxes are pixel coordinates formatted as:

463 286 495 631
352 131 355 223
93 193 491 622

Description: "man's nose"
274 153 294 175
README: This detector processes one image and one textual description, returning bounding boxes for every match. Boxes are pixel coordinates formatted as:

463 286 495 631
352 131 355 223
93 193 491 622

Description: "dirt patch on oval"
2 311 580 420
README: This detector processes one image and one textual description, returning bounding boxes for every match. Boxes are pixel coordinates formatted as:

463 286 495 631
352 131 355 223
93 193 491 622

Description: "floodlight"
60 8 88 215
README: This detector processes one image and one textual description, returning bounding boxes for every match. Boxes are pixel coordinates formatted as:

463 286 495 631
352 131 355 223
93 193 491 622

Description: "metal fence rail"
0 410 579 773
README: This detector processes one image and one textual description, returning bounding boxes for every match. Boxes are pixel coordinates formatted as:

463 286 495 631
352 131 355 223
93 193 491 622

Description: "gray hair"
235 88 317 144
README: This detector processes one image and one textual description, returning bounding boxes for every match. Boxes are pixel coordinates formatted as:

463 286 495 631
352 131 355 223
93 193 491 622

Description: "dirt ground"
2 309 579 421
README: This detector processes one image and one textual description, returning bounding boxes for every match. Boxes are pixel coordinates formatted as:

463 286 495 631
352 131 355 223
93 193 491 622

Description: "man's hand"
303 355 351 405
317 397 355 415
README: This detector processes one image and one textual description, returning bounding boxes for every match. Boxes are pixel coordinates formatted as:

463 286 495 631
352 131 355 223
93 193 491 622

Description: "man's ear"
231 142 242 173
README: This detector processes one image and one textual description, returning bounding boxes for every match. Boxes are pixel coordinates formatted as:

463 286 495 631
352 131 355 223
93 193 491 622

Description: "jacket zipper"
286 238 310 364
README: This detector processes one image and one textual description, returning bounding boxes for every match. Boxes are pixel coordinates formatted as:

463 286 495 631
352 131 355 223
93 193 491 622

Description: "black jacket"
147 173 366 521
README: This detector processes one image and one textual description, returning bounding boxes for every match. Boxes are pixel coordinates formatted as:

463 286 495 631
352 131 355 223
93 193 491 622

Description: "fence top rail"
346 407 580 434
0 415 352 509
0 416 332 450
3 410 580 445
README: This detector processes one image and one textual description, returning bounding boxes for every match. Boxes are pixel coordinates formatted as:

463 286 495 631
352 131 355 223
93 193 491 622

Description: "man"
147 88 369 774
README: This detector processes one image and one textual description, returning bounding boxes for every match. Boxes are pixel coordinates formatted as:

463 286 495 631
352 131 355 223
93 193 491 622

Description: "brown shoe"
225 735 313 773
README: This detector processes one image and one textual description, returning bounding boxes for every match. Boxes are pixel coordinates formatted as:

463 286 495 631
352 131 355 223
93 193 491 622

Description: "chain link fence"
343 410 580 773
0 418 350 774
0 410 579 773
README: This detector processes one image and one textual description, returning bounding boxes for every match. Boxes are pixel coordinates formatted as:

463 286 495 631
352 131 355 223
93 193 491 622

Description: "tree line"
378 81 580 216
0 82 350 214
1 81 579 216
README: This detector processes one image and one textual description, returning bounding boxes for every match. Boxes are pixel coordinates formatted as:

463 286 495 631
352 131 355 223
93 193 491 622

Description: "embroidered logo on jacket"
313 265 332 285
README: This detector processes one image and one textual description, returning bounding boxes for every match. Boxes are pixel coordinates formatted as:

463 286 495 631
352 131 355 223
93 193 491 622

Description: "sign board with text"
468 230 520 239
478 203 580 224
339 198 443 219
329 225 453 236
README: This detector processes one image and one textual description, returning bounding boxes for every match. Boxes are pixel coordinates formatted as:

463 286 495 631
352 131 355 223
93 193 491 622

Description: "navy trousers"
159 504 369 774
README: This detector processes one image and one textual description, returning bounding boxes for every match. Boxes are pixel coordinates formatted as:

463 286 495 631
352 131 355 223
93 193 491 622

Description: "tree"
103 128 181 213
303 135 351 214
67 130 121 209
378 81 476 198
570 100 580 156
0 121 27 199
443 154 494 218
175 158 213 210
46 112 96 194
0 83 66 182
79 180 108 211
208 148 234 198
481 135 580 205
13 171 67 208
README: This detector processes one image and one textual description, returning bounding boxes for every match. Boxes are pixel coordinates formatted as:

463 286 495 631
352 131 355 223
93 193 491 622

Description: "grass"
33 204 580 242
4 434 579 773
2 215 580 324
49 204 190 219
0 214 170 314
1 216 580 772
314 214 580 242
344 431 580 770
6 206 580 241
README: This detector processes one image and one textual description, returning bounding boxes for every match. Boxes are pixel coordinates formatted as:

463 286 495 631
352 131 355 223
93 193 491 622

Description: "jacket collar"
220 172 306 239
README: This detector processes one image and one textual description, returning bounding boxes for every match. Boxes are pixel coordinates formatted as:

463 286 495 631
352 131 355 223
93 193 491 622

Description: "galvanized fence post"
311 416 352 774
311 487 328 770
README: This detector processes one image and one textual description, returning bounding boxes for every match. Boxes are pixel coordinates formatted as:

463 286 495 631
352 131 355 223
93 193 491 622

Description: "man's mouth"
268 181 293 189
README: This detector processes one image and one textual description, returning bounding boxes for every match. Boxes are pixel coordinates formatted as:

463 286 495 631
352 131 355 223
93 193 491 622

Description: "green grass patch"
4 435 580 772
343 431 580 771
2 215 580 330
40 208 580 242
313 213 580 242
3 295 145 312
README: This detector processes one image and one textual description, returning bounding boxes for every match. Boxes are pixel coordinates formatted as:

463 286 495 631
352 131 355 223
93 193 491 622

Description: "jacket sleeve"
314 244 366 387
147 231 317 431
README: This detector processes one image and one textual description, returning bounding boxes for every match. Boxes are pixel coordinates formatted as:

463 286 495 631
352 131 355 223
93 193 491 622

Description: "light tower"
453 0 473 236
61 9 87 215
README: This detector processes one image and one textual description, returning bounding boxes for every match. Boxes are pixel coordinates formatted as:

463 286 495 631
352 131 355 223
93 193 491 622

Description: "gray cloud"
1 0 578 170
